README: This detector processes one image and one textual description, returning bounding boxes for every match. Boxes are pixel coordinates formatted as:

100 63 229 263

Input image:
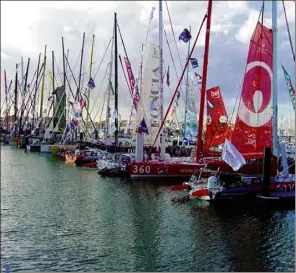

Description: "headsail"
282 65 296 110
204 86 230 150
231 22 273 159
184 76 198 139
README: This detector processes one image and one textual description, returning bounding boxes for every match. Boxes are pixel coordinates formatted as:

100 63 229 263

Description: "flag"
79 96 86 108
179 28 192 43
113 109 118 119
87 77 95 89
108 79 115 95
170 108 176 119
190 58 198 68
222 139 246 171
282 65 296 110
166 65 170 86
149 7 156 22
147 97 157 113
139 118 149 135
195 72 202 83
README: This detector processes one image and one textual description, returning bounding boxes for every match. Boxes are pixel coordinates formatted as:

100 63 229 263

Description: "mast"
140 43 144 96
77 33 85 100
14 64 18 132
39 45 47 136
21 56 24 96
148 14 207 157
272 0 278 157
4 70 9 132
86 34 95 136
18 58 30 133
61 38 67 133
114 12 119 148
159 0 165 158
183 26 191 145
196 0 213 162
61 38 66 90
105 30 114 139
52 50 56 129
33 53 41 130
282 1 295 62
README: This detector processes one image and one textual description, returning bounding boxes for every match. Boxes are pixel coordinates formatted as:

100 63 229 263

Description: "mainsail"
137 42 160 145
231 22 273 159
204 86 230 150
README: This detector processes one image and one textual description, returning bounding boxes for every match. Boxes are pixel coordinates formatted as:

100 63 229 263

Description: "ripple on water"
1 146 295 272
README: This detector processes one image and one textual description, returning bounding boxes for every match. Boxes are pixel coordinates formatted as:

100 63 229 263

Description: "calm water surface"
1 146 295 272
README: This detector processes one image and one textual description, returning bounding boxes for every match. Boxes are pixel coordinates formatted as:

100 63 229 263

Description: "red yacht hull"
129 161 205 179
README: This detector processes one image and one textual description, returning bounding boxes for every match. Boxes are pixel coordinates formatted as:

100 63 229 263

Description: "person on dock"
15 136 21 148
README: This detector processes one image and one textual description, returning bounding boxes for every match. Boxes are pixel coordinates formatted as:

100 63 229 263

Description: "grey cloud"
1 1 295 121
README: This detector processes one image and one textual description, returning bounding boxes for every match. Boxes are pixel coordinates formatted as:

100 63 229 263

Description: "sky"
1 1 295 126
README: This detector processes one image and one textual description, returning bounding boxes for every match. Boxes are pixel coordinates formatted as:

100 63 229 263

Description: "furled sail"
137 43 160 145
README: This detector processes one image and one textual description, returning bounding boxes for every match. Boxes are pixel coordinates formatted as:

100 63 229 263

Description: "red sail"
204 86 231 150
231 22 273 159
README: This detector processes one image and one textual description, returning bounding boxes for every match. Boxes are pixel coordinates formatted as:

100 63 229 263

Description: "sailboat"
205 5 295 177
191 1 295 204
129 0 211 179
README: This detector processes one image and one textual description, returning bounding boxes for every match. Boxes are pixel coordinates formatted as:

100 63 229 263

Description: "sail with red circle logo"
204 86 231 150
230 22 273 159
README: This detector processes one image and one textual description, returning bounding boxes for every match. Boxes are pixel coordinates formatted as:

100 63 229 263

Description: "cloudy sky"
1 1 295 125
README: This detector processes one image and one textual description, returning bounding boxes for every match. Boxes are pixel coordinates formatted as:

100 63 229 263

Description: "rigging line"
53 55 63 86
71 50 82 74
90 62 110 115
64 55 80 103
116 21 139 100
117 20 141 129
98 87 108 124
119 55 133 99
1 80 13 115
282 0 295 62
164 27 186 104
229 57 249 129
257 0 265 24
18 63 42 115
135 8 155 93
93 38 112 79
164 0 184 72
116 22 131 67
162 59 180 127
94 78 109 123
63 65 95 137
149 13 207 154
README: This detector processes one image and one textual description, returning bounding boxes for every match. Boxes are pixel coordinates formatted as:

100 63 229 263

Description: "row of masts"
1 13 122 146
2 1 294 158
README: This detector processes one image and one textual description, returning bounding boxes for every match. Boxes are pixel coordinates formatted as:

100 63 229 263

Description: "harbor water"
1 146 295 272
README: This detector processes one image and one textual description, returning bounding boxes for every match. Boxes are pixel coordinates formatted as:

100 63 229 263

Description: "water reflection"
1 146 295 272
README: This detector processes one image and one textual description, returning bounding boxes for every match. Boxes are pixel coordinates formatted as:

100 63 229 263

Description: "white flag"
113 109 118 119
222 139 246 171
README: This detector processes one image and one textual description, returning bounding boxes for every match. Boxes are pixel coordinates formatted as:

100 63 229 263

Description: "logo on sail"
210 89 220 98
238 61 273 128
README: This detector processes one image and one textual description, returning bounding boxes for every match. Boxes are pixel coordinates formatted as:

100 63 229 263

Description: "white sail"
137 42 160 145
